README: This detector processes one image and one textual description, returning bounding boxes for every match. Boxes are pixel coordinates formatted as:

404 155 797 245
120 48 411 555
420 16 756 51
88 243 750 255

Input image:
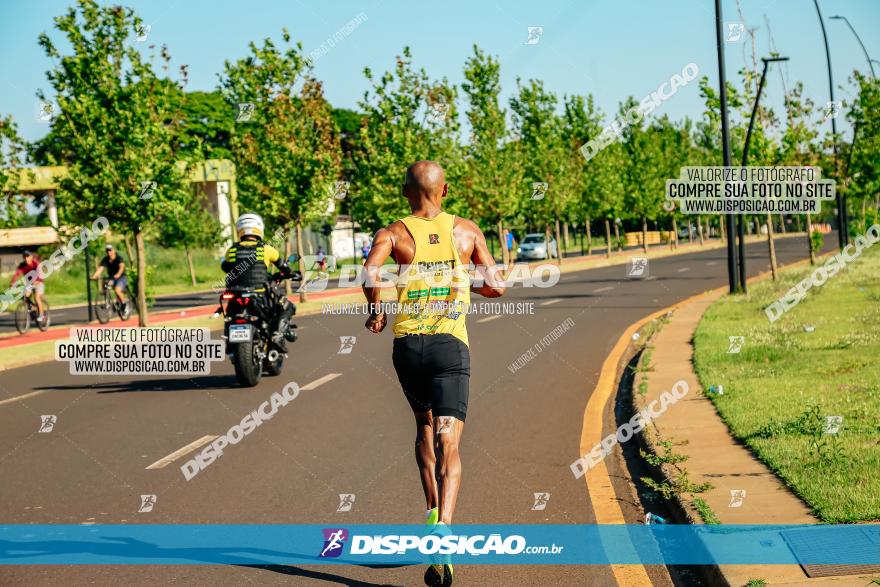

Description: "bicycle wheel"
13 303 30 334
36 300 50 331
95 291 112 324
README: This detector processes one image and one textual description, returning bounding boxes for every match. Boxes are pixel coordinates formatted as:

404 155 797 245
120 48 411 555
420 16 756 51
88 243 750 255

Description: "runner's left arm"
467 221 506 298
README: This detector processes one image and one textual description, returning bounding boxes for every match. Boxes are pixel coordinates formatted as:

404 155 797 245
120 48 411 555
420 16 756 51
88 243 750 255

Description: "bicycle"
93 277 132 323
13 289 50 334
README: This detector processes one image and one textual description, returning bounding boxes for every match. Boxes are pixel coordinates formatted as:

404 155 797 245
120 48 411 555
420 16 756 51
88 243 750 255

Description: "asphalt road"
0 235 831 586
0 237 702 333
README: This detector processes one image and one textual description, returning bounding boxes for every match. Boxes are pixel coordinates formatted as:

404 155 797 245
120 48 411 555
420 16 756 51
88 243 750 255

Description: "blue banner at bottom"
1 524 878 566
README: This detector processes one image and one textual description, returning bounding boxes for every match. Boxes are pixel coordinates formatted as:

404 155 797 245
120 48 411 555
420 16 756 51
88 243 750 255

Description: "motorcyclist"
221 213 296 351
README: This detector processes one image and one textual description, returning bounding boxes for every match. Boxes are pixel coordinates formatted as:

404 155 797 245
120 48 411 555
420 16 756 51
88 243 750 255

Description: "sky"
1 0 877 143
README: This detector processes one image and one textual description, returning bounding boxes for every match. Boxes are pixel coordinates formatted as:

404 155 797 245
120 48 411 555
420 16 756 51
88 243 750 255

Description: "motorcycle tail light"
220 292 234 314
234 318 247 324
236 297 251 305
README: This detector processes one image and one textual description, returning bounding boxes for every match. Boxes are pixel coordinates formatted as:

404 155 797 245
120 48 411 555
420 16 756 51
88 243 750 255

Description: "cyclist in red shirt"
10 251 47 321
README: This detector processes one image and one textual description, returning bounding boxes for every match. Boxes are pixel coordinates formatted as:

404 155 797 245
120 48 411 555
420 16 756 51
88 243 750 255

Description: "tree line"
1 0 877 324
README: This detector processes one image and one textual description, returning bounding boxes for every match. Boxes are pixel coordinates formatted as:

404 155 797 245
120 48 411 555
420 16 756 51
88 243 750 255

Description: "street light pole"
740 56 790 290
814 0 848 249
715 0 738 293
830 15 876 78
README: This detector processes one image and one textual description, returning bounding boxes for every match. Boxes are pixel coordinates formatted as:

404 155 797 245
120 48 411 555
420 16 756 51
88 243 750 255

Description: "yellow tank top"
393 212 470 347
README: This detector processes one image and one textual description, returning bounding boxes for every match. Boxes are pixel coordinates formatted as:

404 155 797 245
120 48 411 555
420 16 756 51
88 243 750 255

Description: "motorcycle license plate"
228 325 252 342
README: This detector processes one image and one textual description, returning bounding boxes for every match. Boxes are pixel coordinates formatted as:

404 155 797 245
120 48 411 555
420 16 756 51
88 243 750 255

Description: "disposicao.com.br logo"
323 529 563 557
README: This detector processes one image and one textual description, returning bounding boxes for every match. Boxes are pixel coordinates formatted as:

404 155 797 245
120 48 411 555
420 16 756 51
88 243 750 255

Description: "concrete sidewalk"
636 289 877 586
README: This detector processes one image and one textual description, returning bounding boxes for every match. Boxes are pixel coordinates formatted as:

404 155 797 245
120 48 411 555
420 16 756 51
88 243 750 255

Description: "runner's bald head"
403 161 447 204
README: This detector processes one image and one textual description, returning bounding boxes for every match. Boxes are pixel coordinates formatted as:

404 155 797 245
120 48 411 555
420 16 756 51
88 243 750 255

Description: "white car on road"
517 233 558 260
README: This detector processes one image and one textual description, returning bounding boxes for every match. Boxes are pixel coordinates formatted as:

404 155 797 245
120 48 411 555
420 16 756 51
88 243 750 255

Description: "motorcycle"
218 267 301 387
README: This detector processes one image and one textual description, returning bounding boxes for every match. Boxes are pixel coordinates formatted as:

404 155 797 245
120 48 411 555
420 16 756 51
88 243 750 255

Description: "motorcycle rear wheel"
232 341 262 387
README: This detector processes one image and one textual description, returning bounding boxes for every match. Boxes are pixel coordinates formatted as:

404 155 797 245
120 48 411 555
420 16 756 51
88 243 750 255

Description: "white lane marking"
645 276 657 281
540 298 562 306
677 267 691 273
476 315 502 323
146 435 218 470
0 390 47 407
301 373 342 391
593 286 614 293
707 261 718 266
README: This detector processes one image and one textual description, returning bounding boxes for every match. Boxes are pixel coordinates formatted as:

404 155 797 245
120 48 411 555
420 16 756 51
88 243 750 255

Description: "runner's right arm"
362 227 394 333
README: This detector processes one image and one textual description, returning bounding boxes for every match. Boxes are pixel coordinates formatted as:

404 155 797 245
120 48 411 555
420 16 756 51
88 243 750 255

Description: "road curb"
582 245 837 586
623 250 876 586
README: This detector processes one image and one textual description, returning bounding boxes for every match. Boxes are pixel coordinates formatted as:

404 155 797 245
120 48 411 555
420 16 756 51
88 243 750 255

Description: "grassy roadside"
693 246 880 522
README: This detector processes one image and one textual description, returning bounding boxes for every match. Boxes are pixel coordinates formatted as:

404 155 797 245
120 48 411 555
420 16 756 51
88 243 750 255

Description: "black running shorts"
392 334 470 421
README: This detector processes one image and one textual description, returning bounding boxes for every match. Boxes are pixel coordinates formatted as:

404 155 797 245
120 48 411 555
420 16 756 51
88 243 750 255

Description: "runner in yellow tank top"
394 212 470 347
362 161 506 587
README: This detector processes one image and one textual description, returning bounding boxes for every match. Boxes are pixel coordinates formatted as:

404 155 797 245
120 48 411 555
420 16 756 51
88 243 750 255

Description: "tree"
157 201 224 286
699 75 746 247
167 89 235 160
460 45 523 266
350 47 463 233
0 116 31 229
779 81 823 264
38 0 191 325
574 105 626 257
846 73 880 235
509 79 573 264
619 98 664 253
221 30 342 301
562 94 604 255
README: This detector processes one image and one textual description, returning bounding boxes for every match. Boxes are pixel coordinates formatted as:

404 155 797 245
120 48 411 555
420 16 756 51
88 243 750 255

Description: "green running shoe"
423 522 453 586
426 507 439 527
424 563 453 586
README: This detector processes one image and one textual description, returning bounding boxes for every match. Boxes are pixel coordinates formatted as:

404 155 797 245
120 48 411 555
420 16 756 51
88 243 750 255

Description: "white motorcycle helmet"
236 213 264 239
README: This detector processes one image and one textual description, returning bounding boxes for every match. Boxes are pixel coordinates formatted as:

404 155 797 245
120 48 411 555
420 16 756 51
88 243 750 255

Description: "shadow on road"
243 563 408 586
0 537 405 586
35 374 239 394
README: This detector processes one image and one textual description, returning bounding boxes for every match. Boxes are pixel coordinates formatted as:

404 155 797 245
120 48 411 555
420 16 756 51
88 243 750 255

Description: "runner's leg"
414 410 438 511
434 416 464 525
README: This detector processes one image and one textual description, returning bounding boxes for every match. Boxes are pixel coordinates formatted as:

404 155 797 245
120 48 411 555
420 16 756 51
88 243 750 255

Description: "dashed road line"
592 286 614 293
476 315 502 323
0 390 47 407
146 435 218 470
539 298 562 306
677 267 691 273
300 373 342 391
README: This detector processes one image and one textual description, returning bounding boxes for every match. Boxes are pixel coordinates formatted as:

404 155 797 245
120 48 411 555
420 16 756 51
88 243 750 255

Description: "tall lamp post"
715 0 738 293
829 15 876 78
738 56 790 292
814 0 848 248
